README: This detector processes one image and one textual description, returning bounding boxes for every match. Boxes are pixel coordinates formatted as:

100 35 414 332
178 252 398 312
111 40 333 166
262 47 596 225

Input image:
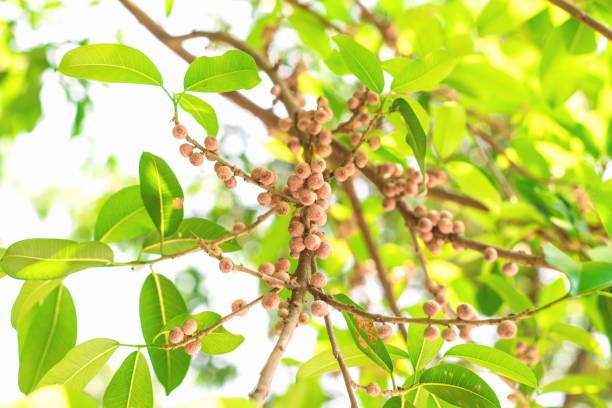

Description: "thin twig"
323 314 359 407
249 250 314 405
344 179 408 340
547 0 612 41
312 288 572 326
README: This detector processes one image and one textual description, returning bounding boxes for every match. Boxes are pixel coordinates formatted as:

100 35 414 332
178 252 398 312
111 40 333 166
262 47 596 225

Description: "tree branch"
323 313 359 407
249 250 314 405
547 0 612 41
343 179 407 340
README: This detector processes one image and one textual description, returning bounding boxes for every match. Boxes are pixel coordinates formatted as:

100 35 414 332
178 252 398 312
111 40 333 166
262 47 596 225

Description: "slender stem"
323 313 359 407
311 288 572 327
344 179 408 341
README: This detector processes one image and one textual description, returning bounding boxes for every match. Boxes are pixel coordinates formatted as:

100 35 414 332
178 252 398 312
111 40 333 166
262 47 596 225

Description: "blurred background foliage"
1 0 611 407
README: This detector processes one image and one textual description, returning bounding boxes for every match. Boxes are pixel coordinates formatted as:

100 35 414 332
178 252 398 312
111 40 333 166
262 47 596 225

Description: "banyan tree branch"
323 313 359 407
546 0 612 41
311 287 572 327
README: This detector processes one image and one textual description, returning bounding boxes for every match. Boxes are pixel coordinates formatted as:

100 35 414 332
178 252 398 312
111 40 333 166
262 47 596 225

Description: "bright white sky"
0 1 595 406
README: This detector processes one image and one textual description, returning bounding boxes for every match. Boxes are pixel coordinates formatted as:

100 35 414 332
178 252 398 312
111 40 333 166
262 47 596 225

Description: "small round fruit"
262 292 280 310
172 124 188 139
456 303 475 320
311 300 328 317
231 299 248 316
219 257 233 273
497 320 517 339
377 324 393 340
442 327 457 342
502 262 518 277
310 272 328 288
366 382 381 397
179 143 194 157
189 152 204 166
169 327 184 344
184 340 201 355
182 319 198 336
204 136 218 151
424 325 440 341
423 300 441 317
484 247 498 263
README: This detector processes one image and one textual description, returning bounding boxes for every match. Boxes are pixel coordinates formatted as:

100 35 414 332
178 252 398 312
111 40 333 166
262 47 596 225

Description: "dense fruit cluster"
168 318 201 355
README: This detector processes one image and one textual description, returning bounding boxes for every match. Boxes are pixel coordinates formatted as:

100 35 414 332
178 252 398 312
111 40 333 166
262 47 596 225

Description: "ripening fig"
437 217 453 234
231 299 248 316
224 176 237 189
307 173 325 190
317 240 332 259
497 320 517 339
317 183 331 199
275 202 290 216
348 96 360 110
172 124 188 139
318 129 333 145
299 189 317 206
366 92 380 106
289 237 306 252
278 308 289 319
233 222 245 233
216 165 233 181
270 84 281 96
311 300 328 317
442 327 457 342
382 197 395 211
309 121 322 135
169 327 184 344
310 271 328 288
368 135 381 150
204 136 218 151
366 382 381 397
275 258 291 273
423 300 441 317
306 204 324 221
335 167 349 182
297 118 310 132
377 324 393 340
262 292 280 310
453 220 465 234
456 303 476 320
182 319 198 336
310 157 326 173
219 257 233 273
459 325 472 341
295 162 311 179
484 247 498 263
314 108 327 123
257 192 272 206
287 137 300 154
418 217 433 233
288 220 305 237
427 210 440 225
184 340 201 355
414 205 427 217
502 262 518 276
189 152 204 166
304 233 321 251
354 150 368 168
261 170 277 186
258 263 275 276
299 312 309 324
287 174 304 191
179 143 194 157
424 325 440 341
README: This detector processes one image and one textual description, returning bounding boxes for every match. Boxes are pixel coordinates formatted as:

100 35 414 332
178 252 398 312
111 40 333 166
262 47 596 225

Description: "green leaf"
548 323 604 357
139 152 184 239
59 44 163 86
139 272 190 395
0 239 114 280
18 285 77 393
542 374 607 394
333 294 394 373
333 34 384 93
543 244 612 295
94 186 155 243
177 398 258 408
16 384 98 408
165 0 173 16
178 93 219 136
480 274 534 313
0 248 5 278
433 101 466 159
392 97 427 177
11 279 62 328
420 363 500 408
103 351 153 408
407 319 443 372
443 344 537 387
390 52 458 93
142 217 240 255
184 50 261 93
36 338 119 390
593 179 612 240
288 8 332 56
297 343 411 380
154 311 244 355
